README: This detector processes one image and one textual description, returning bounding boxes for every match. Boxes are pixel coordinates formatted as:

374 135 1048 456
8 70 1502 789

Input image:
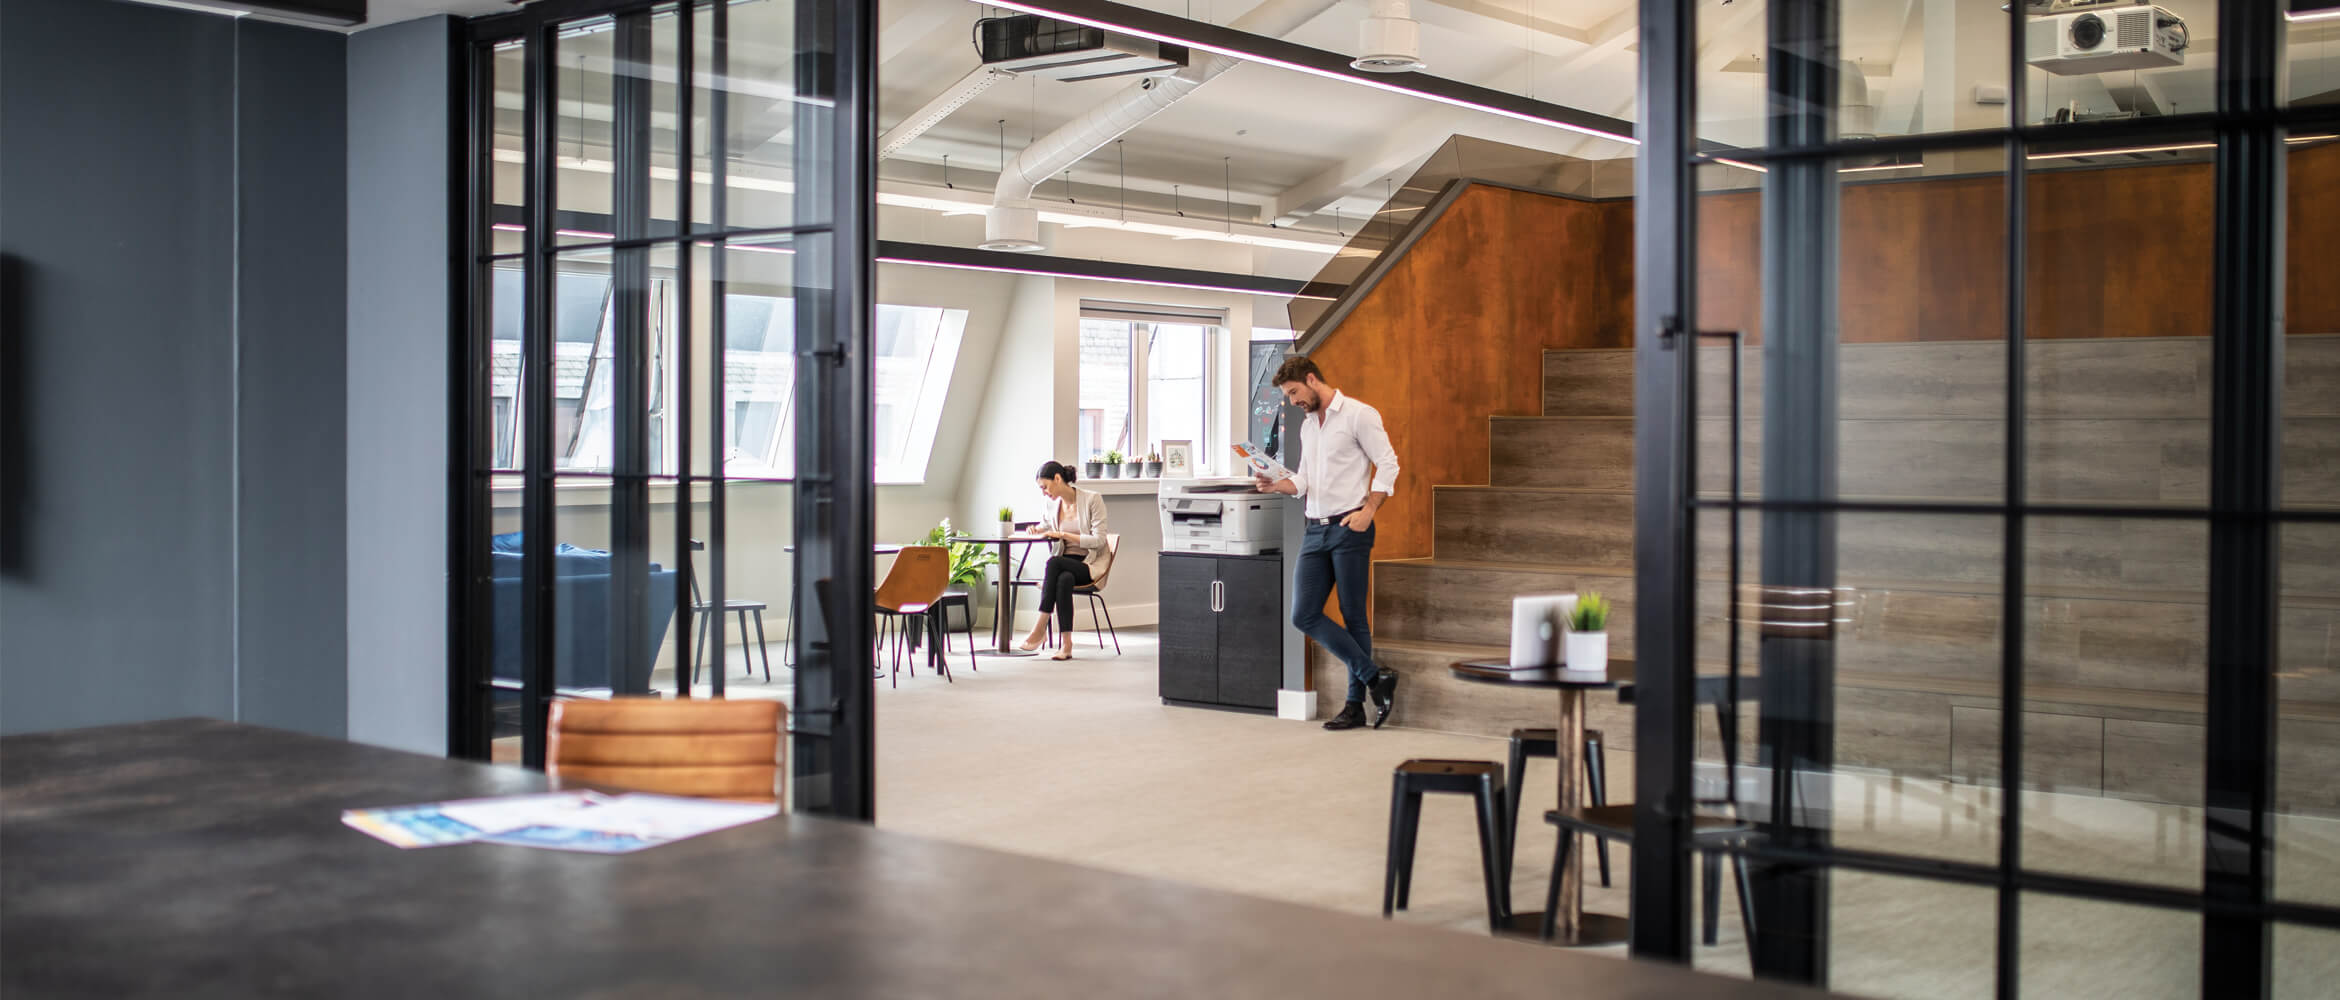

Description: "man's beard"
1300 393 1322 413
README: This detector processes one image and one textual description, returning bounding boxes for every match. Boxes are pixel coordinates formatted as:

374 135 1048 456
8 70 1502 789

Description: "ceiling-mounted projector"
2026 4 2188 76
976 15 1187 83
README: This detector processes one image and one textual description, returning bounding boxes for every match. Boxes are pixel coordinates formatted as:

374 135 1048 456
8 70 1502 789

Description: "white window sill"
1083 476 1250 496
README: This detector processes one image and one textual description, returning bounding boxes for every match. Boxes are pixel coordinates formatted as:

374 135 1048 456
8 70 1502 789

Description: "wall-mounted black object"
1158 552 1283 712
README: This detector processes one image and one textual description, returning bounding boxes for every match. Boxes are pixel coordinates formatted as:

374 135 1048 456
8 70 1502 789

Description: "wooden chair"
547 696 785 803
1049 532 1123 653
874 546 953 687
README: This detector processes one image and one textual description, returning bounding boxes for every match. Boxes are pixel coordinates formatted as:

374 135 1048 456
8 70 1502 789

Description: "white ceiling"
440 0 2340 263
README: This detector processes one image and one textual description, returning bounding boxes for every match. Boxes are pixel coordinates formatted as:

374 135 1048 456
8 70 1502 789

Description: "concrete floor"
662 629 2340 1000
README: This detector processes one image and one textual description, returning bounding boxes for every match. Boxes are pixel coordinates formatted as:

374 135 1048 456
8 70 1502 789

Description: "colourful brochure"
343 791 777 854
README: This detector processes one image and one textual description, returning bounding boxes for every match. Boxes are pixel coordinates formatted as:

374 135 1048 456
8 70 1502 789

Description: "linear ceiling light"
877 254 1333 300
962 0 1637 148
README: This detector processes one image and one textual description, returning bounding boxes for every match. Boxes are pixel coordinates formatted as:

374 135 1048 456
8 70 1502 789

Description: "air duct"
1352 0 1425 73
981 0 1340 252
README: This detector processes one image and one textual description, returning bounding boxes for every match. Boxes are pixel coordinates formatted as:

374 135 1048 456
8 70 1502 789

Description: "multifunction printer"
1158 480 1285 556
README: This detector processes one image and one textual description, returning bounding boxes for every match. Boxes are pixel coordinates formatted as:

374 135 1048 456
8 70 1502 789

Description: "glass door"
1633 1 2340 995
457 0 876 819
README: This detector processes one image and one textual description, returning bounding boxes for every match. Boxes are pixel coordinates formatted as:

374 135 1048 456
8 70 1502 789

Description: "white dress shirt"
1288 390 1401 520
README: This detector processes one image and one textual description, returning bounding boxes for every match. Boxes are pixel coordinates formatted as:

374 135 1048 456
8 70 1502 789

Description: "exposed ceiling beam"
882 0 964 66
1265 126 1447 225
1410 0 1591 47
1264 7 1640 226
879 66 1014 160
1541 1 1638 80
1696 0 1769 77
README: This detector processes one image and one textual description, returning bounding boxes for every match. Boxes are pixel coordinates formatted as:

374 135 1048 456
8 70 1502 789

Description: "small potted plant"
1102 450 1124 478
1564 592 1611 678
1084 451 1105 480
1121 451 1144 479
996 505 1016 539
1142 449 1163 478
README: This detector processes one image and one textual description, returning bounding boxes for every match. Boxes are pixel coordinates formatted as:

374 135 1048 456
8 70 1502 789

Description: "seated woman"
1018 460 1111 661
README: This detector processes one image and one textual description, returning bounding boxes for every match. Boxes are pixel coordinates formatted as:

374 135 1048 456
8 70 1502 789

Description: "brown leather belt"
1307 508 1361 526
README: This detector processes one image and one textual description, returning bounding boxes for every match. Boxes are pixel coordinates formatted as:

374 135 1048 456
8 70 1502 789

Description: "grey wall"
0 0 348 737
345 14 454 754
237 20 352 737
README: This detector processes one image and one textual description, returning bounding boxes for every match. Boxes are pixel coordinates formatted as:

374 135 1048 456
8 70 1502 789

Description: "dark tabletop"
1 719 1833 999
1450 659 1624 689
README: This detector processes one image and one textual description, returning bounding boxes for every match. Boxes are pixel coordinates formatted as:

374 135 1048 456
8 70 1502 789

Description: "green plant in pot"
1142 450 1163 478
1102 450 1124 478
1564 592 1610 676
1084 452 1104 480
921 519 1000 589
996 505 1016 539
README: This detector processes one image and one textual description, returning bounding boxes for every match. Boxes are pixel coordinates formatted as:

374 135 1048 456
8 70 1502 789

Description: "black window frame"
450 0 878 821
1632 1 2340 995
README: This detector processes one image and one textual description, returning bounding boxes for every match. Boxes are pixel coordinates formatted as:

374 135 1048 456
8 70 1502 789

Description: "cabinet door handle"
1212 580 1223 613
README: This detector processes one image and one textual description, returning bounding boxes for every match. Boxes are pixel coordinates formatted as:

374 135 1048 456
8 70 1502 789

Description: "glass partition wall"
1634 1 2340 995
456 0 877 818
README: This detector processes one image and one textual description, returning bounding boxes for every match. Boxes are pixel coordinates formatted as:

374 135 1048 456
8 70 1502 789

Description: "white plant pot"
1563 631 1609 679
999 521 1014 540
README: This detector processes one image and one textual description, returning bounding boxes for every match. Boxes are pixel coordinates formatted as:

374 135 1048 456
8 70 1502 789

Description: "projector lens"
2071 13 2106 49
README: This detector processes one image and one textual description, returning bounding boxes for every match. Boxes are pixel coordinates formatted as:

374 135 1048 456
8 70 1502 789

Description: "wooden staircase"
1316 335 2340 814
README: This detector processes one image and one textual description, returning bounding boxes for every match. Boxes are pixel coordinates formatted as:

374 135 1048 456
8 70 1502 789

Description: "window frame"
1078 302 1224 474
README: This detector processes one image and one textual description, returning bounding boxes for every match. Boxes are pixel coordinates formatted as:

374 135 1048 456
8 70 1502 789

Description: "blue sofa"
490 533 679 694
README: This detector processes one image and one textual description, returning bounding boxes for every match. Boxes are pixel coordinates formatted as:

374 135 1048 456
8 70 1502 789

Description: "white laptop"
1508 593 1579 668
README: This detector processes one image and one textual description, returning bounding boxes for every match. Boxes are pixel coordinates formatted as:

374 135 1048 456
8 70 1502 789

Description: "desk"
0 720 1832 999
1449 660 1628 947
955 534 1053 656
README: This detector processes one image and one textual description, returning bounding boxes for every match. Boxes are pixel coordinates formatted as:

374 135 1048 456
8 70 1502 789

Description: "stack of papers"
343 791 778 854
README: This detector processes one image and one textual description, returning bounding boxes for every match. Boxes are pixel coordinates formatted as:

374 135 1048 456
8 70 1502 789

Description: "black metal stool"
1541 805 1756 947
1504 727 1611 888
1382 759 1508 934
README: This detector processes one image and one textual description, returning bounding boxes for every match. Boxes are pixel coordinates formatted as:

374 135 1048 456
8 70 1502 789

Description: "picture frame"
1161 439 1194 479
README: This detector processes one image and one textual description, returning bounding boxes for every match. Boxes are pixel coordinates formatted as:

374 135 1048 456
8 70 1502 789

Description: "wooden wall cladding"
1311 185 1631 564
1694 140 2340 342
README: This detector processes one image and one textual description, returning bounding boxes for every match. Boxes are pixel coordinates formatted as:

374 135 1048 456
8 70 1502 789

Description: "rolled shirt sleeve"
1359 407 1400 496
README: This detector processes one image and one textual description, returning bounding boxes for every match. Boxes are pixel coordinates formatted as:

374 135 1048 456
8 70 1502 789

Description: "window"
490 266 964 483
1077 302 1221 470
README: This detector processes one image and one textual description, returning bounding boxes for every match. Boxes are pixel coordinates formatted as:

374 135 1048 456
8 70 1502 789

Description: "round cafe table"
1448 659 1629 947
954 535 1056 656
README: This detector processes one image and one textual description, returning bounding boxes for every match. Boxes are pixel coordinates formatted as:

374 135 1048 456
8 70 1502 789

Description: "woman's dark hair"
1037 460 1077 485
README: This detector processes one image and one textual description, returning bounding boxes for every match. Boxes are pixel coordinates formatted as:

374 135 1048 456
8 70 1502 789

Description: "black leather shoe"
1370 668 1398 729
1323 702 1366 730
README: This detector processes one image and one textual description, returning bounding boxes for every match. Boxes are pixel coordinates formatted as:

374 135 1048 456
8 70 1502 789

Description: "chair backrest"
547 696 785 802
1085 532 1123 590
874 545 951 612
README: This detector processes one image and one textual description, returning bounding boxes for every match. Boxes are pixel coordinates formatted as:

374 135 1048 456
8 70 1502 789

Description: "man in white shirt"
1254 356 1401 731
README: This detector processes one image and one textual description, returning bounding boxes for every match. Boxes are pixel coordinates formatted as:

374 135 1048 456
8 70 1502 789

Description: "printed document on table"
344 791 777 853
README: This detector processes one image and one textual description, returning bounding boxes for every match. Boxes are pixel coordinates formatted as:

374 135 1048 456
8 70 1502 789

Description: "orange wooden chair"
547 696 785 803
874 545 953 687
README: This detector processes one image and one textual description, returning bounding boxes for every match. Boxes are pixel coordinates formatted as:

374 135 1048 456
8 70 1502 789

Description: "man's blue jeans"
1292 520 1376 704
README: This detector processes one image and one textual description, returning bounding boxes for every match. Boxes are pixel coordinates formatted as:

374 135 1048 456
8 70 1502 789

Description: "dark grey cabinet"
1158 553 1284 711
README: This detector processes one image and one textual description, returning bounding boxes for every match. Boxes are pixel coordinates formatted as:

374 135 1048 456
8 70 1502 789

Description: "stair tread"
1378 557 1632 577
1377 557 2340 610
1435 484 1634 496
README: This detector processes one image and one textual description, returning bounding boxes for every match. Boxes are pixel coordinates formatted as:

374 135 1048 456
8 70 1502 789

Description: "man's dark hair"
1271 355 1322 387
